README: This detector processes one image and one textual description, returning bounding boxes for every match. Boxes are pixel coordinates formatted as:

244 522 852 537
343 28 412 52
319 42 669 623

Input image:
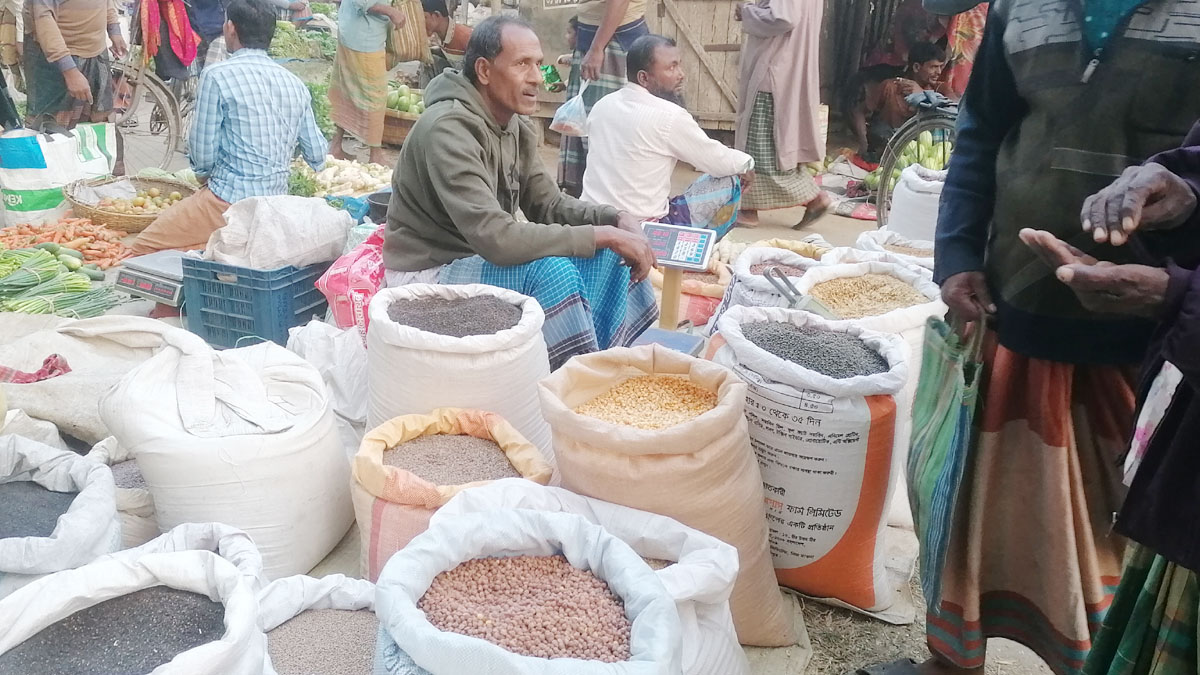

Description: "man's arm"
1146 122 1200 234
580 0 631 81
297 94 327 171
662 108 753 177
738 0 793 38
188 71 220 178
29 0 70 70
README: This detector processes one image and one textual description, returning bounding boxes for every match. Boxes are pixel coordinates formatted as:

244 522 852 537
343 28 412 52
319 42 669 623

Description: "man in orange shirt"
420 0 469 85
850 42 946 161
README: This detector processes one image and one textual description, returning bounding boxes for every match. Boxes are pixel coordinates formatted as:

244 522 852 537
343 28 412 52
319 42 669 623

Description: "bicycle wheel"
875 110 957 229
111 62 182 172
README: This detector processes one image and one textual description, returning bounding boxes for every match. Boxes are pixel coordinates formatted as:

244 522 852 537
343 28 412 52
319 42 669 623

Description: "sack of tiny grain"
708 305 909 613
538 344 795 648
352 407 553 581
259 574 377 675
373 509 682 674
704 246 822 336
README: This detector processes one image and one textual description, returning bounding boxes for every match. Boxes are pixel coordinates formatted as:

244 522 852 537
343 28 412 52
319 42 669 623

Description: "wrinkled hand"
1081 163 1198 245
109 34 128 60
614 210 645 234
580 48 603 81
1019 227 1098 269
389 6 406 27
596 225 656 283
898 78 919 96
64 68 92 104
940 270 995 323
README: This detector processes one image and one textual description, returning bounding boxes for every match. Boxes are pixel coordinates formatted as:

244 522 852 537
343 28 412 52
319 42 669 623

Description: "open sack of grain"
820 246 934 279
709 306 910 613
353 407 552 581
704 246 823 335
259 574 377 675
83 437 158 549
437 479 749 675
367 284 555 475
854 230 935 271
0 539 267 673
538 344 794 647
0 435 120 600
98 331 354 580
375 509 682 674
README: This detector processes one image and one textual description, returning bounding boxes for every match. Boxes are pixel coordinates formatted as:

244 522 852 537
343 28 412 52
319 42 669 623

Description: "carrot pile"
0 218 133 270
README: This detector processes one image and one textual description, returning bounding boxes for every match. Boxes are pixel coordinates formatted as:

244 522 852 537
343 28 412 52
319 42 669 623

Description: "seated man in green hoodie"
383 15 658 370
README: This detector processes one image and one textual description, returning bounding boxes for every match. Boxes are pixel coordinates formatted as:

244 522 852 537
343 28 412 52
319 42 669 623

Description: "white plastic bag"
854 230 934 271
374 509 682 675
437 480 748 675
0 123 116 226
549 82 589 137
704 246 822 335
887 164 945 241
204 195 351 269
98 333 355 580
287 319 368 461
83 436 159 549
0 435 120 600
367 284 555 476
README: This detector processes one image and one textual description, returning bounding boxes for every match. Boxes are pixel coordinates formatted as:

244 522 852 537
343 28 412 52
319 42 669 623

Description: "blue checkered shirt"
189 48 327 203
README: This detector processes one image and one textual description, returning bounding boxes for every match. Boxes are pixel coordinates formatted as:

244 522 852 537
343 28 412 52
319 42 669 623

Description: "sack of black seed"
0 435 120 600
708 306 909 614
0 547 268 674
83 437 158 550
258 574 377 675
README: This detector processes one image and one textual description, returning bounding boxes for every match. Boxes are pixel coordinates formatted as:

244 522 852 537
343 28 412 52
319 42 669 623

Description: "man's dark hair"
908 42 946 66
626 34 675 82
422 0 449 16
463 15 534 84
226 0 276 50
568 15 578 29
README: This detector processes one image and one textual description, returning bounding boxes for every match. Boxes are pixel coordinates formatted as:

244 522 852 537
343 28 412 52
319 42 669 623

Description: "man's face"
424 11 445 38
637 44 685 105
479 25 544 117
912 59 945 88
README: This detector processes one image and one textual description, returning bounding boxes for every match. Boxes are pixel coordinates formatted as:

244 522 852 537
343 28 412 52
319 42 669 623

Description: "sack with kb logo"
0 123 116 226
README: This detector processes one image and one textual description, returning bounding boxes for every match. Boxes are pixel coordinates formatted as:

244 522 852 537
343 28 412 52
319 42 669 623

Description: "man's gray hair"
464 15 535 84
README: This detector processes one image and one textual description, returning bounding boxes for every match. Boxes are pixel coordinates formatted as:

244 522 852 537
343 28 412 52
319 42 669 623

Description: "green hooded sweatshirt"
383 71 619 272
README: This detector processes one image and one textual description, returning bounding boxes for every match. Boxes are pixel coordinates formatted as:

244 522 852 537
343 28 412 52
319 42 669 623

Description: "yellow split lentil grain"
809 273 929 319
882 243 934 257
573 375 717 430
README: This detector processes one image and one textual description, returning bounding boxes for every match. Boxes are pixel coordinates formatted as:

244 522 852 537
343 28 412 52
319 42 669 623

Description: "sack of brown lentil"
709 306 912 613
854 230 935 271
0 435 121 600
374 509 682 674
259 574 377 675
538 344 794 647
0 547 268 673
437 479 750 675
83 437 158 550
649 260 731 328
704 246 823 336
366 284 555 474
352 407 553 581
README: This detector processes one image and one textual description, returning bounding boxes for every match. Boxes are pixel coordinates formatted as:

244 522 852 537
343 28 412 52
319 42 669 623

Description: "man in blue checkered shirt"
132 0 328 254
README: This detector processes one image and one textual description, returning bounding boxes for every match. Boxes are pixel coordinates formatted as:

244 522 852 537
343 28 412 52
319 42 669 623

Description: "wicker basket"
64 176 197 234
382 87 423 146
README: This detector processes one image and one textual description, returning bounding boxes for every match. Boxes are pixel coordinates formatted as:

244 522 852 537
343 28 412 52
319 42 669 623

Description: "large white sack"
287 319 368 462
704 247 822 335
1 408 69 450
0 435 121 599
203 195 351 269
374 510 683 675
711 306 909 612
259 574 375 632
437 480 748 675
0 549 269 674
98 333 354 580
367 284 555 475
820 246 933 279
887 164 944 242
855 230 934 271
0 315 182 443
84 436 159 549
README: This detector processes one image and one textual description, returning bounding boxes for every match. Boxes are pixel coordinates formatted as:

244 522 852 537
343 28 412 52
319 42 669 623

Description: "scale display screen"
115 270 184 306
640 222 716 271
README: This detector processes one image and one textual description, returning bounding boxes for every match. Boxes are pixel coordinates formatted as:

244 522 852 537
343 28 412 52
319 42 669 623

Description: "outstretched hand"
1081 163 1198 245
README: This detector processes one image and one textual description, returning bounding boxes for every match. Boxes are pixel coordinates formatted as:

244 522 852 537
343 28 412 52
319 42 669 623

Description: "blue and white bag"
0 122 116 226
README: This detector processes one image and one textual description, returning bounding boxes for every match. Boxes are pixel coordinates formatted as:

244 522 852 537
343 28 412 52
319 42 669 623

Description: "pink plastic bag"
316 225 386 344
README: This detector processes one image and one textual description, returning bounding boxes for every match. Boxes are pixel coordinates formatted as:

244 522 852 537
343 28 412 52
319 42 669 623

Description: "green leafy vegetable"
307 80 334 138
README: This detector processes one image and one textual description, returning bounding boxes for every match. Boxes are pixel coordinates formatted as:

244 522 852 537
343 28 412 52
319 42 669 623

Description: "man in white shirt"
582 34 754 238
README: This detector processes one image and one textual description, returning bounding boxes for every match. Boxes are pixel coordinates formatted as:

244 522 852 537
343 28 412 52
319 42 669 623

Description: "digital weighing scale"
114 250 187 307
640 222 718 331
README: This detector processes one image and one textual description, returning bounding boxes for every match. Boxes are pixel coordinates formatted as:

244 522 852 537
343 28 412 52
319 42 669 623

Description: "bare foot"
737 209 760 227
329 129 349 160
368 148 388 166
795 192 834 228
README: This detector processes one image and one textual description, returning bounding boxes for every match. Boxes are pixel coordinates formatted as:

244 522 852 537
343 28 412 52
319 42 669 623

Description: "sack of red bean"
259 574 377 675
437 479 750 675
374 509 682 674
352 407 553 581
0 435 120 600
708 305 911 613
704 246 822 335
538 344 795 648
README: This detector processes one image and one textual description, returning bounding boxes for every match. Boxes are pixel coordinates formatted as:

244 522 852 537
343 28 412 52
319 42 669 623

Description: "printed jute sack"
709 306 910 612
538 344 794 647
352 407 553 581
0 123 115 226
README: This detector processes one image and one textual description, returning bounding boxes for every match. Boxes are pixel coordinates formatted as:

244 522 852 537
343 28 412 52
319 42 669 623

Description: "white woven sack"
0 435 120 600
855 230 934 270
259 574 375 632
0 549 269 674
107 522 267 590
287 319 369 462
711 306 909 612
98 334 354 580
374 510 683 675
887 164 945 242
436 480 748 675
84 436 159 549
367 284 555 476
705 247 822 335
819 247 933 279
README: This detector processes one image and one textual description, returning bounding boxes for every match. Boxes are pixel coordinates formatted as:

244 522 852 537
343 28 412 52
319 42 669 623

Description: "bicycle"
110 17 187 172
874 103 958 229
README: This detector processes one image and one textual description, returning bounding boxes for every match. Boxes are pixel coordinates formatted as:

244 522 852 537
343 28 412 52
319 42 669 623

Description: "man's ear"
475 58 490 86
635 70 646 87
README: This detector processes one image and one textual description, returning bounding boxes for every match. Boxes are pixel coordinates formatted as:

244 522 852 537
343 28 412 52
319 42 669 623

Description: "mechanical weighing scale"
114 250 187 307
637 222 717 356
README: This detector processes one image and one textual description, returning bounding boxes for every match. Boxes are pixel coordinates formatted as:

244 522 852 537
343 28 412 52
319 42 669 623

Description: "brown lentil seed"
419 555 632 663
0 585 226 675
573 374 717 430
881 243 934 257
809 273 928 319
0 480 77 539
383 434 521 485
742 321 890 379
749 263 808 277
387 296 523 338
110 460 146 490
267 609 379 675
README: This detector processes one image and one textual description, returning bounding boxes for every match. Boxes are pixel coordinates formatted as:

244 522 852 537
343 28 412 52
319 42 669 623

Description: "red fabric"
141 0 199 67
0 354 72 384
